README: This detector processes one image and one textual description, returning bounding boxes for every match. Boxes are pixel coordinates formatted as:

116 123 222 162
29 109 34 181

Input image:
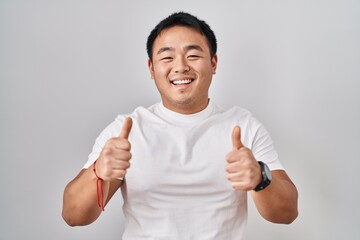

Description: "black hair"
146 12 217 61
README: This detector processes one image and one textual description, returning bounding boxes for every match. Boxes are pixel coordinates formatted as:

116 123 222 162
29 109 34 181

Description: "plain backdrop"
1 0 359 239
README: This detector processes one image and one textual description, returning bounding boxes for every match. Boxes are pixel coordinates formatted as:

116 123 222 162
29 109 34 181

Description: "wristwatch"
254 161 272 192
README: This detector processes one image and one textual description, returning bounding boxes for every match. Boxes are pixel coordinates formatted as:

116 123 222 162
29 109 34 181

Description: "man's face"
148 26 218 114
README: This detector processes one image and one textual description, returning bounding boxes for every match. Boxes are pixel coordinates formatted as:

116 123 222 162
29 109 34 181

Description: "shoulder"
228 105 253 117
214 104 257 125
114 103 160 122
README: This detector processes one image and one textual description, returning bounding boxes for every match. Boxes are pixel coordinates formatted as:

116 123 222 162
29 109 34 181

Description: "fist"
225 126 261 191
95 117 133 181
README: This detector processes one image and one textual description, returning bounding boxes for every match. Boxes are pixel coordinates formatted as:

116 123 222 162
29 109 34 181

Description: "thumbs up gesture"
95 117 133 181
225 126 262 191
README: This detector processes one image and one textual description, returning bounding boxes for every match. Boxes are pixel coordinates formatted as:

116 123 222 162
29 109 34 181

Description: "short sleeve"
249 116 284 171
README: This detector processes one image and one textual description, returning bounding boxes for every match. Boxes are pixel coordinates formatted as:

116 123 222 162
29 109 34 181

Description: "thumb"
232 126 244 150
119 117 133 139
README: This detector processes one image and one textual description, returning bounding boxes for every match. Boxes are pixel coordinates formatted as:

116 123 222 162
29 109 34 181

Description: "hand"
225 126 262 191
95 117 133 181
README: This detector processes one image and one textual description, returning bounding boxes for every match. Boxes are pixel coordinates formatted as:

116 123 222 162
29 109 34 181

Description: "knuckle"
245 152 253 159
118 151 131 161
103 148 113 156
121 160 131 169
122 140 131 150
106 137 117 145
227 155 238 163
119 169 127 177
243 160 254 170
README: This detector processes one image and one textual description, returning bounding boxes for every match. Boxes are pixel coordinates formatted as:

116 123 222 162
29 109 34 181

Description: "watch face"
264 164 272 181
254 161 272 192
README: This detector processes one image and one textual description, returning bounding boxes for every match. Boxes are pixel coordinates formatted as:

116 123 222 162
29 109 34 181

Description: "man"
62 12 298 239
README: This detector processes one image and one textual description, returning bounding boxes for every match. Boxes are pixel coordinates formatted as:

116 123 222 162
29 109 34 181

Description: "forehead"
153 26 210 52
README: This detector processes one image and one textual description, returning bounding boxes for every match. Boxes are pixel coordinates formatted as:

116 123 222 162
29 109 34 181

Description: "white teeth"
172 79 193 85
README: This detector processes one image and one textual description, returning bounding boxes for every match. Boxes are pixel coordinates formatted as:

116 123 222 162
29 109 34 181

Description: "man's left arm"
251 170 298 224
226 126 298 224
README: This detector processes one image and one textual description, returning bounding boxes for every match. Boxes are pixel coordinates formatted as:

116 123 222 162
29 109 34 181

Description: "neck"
163 99 210 115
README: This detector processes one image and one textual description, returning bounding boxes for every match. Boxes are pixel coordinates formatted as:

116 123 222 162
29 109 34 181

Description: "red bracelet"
93 161 105 211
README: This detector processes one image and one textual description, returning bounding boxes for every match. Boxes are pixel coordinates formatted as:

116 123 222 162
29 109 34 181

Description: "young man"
62 12 298 239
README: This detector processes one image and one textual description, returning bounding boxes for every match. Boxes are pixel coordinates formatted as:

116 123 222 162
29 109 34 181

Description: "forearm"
62 166 111 226
251 170 298 224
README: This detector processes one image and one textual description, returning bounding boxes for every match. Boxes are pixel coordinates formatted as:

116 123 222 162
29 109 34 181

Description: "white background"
1 0 359 239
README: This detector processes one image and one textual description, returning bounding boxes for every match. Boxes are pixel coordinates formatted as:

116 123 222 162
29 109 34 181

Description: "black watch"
254 161 272 192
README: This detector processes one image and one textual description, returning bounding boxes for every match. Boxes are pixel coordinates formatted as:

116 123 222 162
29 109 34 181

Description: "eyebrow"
184 45 204 52
157 47 174 55
156 45 204 55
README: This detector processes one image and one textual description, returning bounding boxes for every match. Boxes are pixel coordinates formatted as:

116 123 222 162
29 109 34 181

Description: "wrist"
93 161 105 211
254 161 272 192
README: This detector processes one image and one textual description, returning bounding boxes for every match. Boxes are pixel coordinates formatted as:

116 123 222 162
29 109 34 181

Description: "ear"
148 58 154 79
211 54 218 74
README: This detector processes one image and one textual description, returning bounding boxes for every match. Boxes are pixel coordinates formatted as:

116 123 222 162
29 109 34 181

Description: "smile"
171 79 194 85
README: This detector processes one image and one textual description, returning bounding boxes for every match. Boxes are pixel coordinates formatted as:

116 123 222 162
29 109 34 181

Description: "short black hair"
146 12 217 61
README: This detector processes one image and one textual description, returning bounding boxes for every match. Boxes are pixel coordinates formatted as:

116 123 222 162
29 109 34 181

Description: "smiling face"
148 26 218 114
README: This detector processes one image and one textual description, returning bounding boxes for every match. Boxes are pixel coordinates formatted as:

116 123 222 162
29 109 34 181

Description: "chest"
123 122 236 206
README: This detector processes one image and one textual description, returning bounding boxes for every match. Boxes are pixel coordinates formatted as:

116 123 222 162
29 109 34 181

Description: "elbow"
280 209 298 224
62 203 99 227
62 211 77 227
288 209 299 224
281 189 299 224
62 181 98 227
62 210 95 227
62 193 81 226
265 207 298 225
62 208 88 227
62 208 97 227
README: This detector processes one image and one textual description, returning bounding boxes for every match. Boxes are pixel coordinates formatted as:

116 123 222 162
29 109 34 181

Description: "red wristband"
93 161 105 211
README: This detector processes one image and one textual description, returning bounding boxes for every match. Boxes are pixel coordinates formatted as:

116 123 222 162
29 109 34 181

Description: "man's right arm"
62 167 122 226
62 117 133 226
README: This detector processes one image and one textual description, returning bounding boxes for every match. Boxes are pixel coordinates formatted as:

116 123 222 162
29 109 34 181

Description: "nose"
173 57 190 73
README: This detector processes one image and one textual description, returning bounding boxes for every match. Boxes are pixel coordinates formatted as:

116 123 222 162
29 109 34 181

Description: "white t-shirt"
84 101 284 240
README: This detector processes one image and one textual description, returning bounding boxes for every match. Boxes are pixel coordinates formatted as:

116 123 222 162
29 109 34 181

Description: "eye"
160 56 173 61
188 55 200 60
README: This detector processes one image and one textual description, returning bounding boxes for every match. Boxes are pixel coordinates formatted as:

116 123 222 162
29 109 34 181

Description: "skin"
227 126 298 223
62 25 298 226
62 118 132 226
148 26 217 114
